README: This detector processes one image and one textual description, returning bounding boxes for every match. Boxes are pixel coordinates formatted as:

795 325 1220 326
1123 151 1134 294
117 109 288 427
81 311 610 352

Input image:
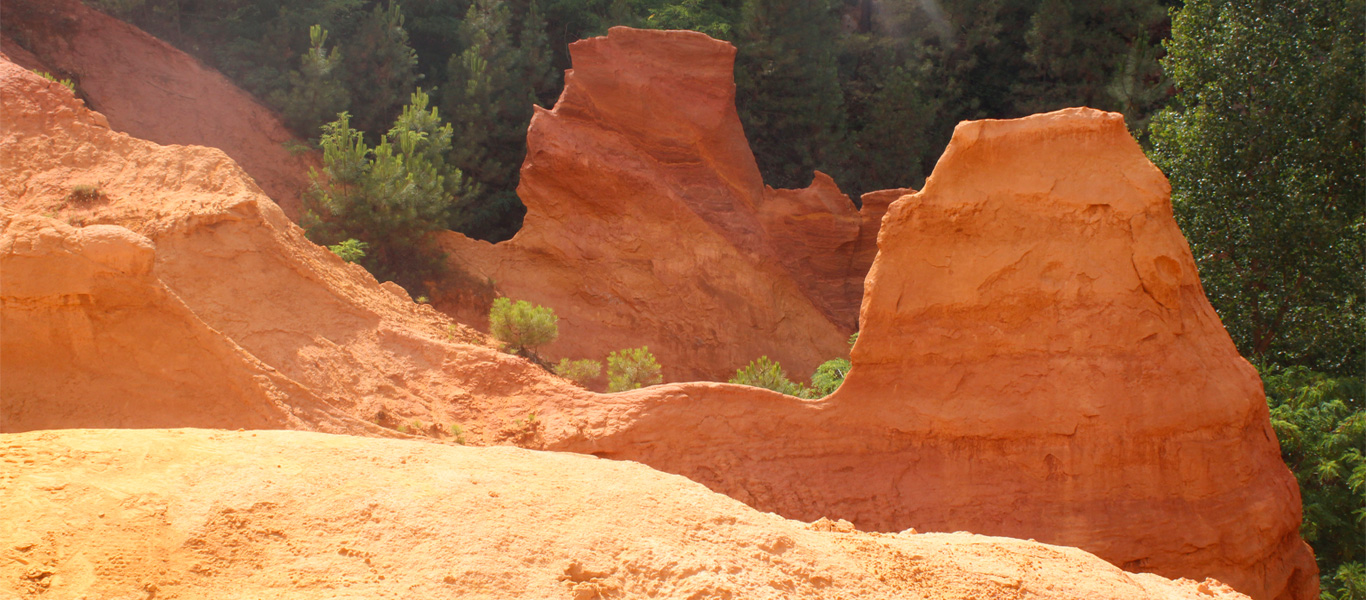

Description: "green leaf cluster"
731 332 858 399
1264 367 1365 598
441 0 553 242
327 238 368 263
607 346 662 392
489 298 559 354
729 355 809 397
270 24 349 137
809 358 850 397
37 71 77 94
554 358 603 386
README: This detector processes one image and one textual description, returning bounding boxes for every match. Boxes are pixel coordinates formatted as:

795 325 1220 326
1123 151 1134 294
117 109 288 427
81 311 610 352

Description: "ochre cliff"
0 429 1251 600
437 28 889 383
0 56 578 442
546 109 1318 600
0 43 1312 600
1 0 317 218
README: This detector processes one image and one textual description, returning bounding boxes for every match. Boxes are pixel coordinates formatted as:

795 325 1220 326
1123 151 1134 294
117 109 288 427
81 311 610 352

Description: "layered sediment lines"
0 429 1251 600
547 109 1318 600
0 57 579 441
0 0 316 217
0 28 1314 599
438 28 889 383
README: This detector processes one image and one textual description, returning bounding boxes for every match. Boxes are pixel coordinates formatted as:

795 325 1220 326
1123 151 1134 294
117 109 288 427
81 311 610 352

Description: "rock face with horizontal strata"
550 108 1318 600
438 28 891 383
0 27 1313 599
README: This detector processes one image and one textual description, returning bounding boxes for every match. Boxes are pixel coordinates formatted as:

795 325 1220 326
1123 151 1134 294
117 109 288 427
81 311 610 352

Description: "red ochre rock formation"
0 0 317 218
0 429 1251 600
437 28 889 383
0 56 575 442
546 109 1318 599
0 42 1312 599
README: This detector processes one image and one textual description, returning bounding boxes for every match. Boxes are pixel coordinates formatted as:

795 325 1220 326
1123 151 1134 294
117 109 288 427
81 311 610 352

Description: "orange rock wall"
2 0 317 218
0 429 1253 600
0 58 581 442
439 28 889 382
548 110 1318 600
0 36 1314 600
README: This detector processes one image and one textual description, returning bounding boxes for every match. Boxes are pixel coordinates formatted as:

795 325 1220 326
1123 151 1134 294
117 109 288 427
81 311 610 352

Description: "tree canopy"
1149 0 1364 375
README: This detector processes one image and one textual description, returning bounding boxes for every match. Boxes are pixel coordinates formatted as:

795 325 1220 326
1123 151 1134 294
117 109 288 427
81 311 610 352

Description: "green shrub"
809 358 851 397
729 356 808 397
450 423 466 445
607 347 662 392
327 238 368 263
66 184 103 205
1264 366 1364 597
554 358 602 386
38 71 76 94
489 297 558 354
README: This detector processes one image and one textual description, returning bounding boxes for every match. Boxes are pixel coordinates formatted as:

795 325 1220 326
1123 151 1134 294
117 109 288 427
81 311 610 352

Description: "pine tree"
519 0 560 107
271 24 351 138
443 0 538 241
343 1 420 135
641 0 736 39
1015 0 1168 134
734 0 849 189
304 90 470 294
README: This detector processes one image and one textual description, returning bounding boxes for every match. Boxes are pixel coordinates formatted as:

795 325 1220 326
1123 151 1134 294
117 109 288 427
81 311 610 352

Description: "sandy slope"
0 428 1250 600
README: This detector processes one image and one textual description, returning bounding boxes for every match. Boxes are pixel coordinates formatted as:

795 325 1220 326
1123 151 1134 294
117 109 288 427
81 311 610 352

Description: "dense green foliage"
327 238 368 263
1264 367 1365 598
88 0 1173 231
270 25 350 136
809 358 851 397
729 355 809 396
606 347 663 392
489 298 559 354
729 342 858 398
304 89 468 293
1149 0 1364 375
554 357 603 386
441 0 551 240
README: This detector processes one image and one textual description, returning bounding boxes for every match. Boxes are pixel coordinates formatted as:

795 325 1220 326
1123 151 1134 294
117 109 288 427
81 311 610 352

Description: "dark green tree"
343 1 420 135
304 89 470 293
1264 367 1365 598
639 0 735 39
518 0 561 106
1148 0 1365 374
396 0 471 93
734 0 849 188
270 24 351 138
442 0 538 241
841 43 951 193
1015 0 1168 135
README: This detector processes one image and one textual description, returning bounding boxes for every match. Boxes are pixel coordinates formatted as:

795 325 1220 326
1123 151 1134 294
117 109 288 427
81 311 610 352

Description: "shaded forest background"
85 0 1177 240
79 1 1364 596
